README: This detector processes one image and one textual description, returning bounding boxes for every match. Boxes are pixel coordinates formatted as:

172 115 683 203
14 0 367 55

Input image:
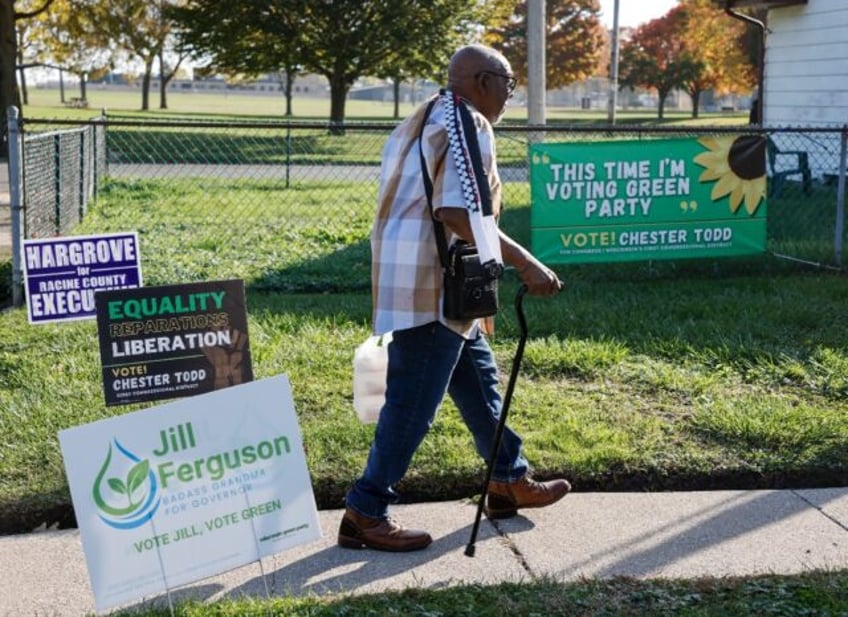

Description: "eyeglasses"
475 70 517 95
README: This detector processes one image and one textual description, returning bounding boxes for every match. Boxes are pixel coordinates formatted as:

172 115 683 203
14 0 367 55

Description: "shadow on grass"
249 238 372 296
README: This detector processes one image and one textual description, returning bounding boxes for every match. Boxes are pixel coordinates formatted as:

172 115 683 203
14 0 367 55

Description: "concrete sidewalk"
2 488 847 616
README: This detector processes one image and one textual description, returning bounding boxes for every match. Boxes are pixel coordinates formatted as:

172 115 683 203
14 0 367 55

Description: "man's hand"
517 257 563 296
499 230 563 297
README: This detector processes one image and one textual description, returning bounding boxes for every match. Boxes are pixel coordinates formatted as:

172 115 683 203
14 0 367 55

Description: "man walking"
340 44 569 552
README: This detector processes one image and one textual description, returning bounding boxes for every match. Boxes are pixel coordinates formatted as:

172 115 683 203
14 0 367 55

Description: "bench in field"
64 97 89 109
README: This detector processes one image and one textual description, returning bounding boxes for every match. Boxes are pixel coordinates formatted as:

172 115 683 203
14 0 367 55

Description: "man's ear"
475 72 489 97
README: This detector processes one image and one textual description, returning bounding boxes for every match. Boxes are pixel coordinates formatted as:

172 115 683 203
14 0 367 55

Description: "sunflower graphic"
694 135 767 215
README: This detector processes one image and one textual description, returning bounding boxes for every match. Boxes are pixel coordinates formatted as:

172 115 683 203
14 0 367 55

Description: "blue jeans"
346 321 530 519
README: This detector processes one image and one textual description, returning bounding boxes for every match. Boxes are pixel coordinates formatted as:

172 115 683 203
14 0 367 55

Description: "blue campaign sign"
23 232 143 324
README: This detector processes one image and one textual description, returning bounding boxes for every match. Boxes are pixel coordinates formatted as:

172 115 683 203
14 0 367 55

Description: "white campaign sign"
58 374 322 613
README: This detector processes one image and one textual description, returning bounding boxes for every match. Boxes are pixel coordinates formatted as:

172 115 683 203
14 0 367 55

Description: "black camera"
443 242 501 320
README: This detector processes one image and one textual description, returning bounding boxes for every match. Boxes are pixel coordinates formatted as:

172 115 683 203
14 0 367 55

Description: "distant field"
23 86 419 120
22 86 749 125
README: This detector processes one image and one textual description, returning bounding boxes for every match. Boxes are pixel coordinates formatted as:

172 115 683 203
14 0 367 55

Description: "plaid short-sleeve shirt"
371 95 502 338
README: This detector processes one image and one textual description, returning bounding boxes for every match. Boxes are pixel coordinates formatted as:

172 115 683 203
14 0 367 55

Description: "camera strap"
418 97 450 270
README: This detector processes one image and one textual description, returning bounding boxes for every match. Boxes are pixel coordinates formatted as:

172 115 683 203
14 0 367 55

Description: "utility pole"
527 0 545 127
607 0 620 124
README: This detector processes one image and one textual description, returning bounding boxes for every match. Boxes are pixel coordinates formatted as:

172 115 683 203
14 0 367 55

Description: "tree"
28 0 114 103
97 0 185 111
158 40 189 110
486 0 605 90
14 5 49 105
0 0 54 157
298 1 438 128
172 0 482 126
15 0 93 105
374 0 483 118
677 0 755 118
19 0 186 111
618 7 700 119
618 1 756 119
170 0 310 117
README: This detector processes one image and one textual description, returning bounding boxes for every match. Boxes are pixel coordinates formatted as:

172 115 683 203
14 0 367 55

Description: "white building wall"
765 1 848 127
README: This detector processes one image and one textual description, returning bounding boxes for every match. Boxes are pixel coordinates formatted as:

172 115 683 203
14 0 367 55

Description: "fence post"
92 110 105 200
53 132 61 234
79 128 86 222
835 126 847 268
285 123 291 189
7 106 24 307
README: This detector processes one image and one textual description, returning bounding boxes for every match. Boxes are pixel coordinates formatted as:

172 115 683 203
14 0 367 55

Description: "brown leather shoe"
338 507 432 552
485 475 571 519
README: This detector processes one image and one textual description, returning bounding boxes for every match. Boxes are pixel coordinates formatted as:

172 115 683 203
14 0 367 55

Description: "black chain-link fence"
12 116 847 293
21 121 105 238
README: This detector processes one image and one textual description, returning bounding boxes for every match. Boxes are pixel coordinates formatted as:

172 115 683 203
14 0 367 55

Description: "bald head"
447 45 509 90
445 44 513 124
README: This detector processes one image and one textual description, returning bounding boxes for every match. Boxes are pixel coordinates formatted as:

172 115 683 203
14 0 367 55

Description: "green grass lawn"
105 572 848 616
2 177 847 536
22 86 749 125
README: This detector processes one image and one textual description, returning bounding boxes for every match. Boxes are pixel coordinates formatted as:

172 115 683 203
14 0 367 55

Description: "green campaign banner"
529 136 768 264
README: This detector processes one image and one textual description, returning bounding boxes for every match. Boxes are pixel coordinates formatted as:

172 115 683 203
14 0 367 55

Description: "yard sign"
22 231 142 324
529 136 767 264
58 374 322 614
95 279 253 406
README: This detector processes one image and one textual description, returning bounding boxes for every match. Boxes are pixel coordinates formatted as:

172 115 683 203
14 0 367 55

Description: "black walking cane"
465 284 529 557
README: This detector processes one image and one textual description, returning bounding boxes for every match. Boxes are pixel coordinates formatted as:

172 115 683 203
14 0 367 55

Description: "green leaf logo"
92 440 160 529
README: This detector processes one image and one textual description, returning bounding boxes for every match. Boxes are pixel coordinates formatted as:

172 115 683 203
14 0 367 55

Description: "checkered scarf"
441 89 502 267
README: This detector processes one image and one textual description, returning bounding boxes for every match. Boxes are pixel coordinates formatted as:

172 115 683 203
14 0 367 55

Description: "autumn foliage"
486 0 606 90
619 0 755 118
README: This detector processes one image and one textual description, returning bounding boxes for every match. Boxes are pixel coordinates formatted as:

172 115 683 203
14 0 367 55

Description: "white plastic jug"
352 332 392 423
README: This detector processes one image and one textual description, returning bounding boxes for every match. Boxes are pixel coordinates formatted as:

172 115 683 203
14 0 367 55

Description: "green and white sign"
58 375 321 613
529 136 768 264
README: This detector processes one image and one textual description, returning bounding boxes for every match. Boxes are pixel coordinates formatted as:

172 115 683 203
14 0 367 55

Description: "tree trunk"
285 71 294 116
59 69 65 103
690 89 700 119
393 79 400 119
16 52 28 105
657 89 669 119
328 73 349 134
0 0 17 157
141 60 153 111
159 50 168 110
18 70 27 104
79 73 87 100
